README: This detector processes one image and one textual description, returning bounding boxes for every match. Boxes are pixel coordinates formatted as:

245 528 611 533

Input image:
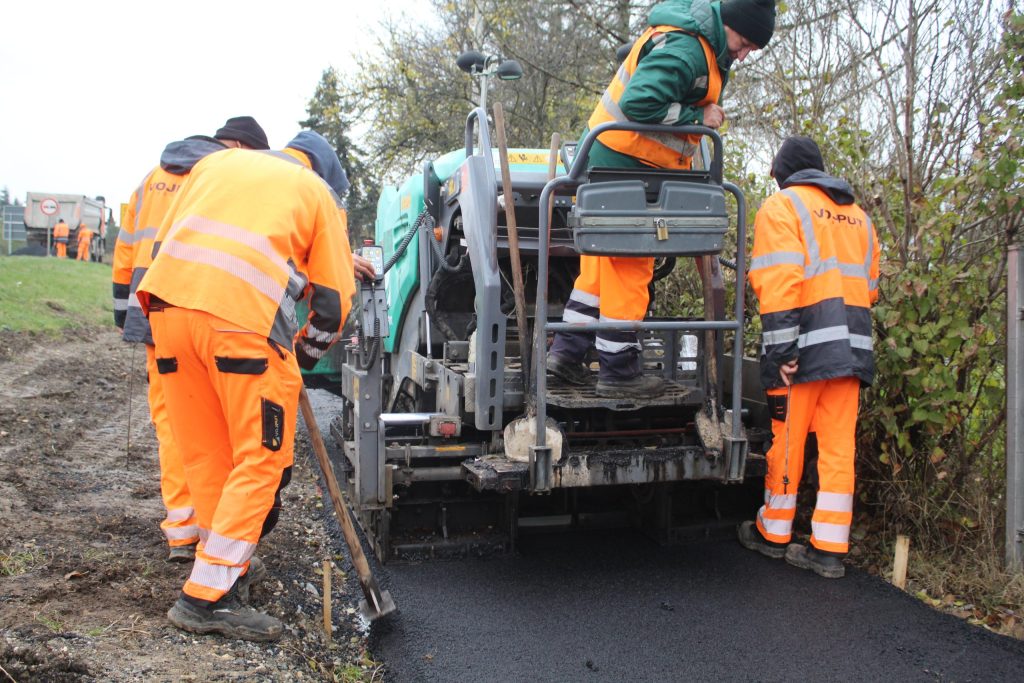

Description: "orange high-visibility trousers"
145 344 198 548
756 376 860 554
55 242 67 258
550 254 654 378
150 306 302 603
77 240 91 261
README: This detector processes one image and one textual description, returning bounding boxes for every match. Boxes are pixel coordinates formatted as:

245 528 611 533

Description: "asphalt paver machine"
332 109 769 562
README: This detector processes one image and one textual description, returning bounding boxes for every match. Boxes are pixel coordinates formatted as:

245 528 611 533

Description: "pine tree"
300 68 378 243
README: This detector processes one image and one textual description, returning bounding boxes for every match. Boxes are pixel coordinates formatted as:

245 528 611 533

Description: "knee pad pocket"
261 399 284 451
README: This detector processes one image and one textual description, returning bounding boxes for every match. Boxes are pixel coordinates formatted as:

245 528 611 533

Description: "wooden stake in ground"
892 534 911 589
323 557 332 647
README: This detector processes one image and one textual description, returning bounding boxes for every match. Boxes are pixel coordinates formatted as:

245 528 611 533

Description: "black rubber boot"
737 521 786 559
167 542 196 563
595 374 665 398
547 353 590 386
167 586 283 641
235 556 267 605
785 543 846 578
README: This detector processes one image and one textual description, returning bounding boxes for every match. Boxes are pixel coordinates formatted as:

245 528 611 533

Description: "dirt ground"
0 328 378 682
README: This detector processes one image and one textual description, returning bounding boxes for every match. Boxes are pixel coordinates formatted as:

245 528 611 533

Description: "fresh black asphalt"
303 390 1024 682
368 529 1024 682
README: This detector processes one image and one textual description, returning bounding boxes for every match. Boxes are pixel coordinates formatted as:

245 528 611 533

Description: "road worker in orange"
547 0 777 398
53 219 70 258
738 136 881 579
76 223 93 261
113 116 270 564
137 130 356 641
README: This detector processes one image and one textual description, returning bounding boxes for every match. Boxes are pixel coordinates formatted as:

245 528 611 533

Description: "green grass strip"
0 256 114 332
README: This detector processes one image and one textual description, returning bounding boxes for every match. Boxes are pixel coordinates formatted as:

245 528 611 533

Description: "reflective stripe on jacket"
587 24 722 170
749 180 881 389
136 148 355 369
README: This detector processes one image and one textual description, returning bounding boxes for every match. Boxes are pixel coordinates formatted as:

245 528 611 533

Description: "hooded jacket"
749 168 881 389
585 0 731 169
113 136 226 343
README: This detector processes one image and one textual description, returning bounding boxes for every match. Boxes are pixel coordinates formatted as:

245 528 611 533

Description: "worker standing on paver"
137 130 356 641
547 0 777 398
76 222 93 261
113 117 271 563
738 136 881 579
53 219 70 258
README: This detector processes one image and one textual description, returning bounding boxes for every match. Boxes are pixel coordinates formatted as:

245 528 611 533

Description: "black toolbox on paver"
569 179 729 256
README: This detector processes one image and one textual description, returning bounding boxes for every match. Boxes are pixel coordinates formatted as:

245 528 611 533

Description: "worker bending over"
738 136 881 579
76 222 94 261
548 0 776 397
113 116 270 563
138 130 355 641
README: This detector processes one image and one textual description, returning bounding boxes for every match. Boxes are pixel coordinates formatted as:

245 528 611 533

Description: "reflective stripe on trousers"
549 254 653 376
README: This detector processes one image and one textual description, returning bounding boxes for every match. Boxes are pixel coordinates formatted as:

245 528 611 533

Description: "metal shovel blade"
359 589 397 622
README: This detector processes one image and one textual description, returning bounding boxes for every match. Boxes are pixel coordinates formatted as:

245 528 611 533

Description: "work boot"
595 374 665 398
167 586 283 642
547 353 590 386
235 556 267 605
167 543 197 563
785 543 846 579
737 520 786 559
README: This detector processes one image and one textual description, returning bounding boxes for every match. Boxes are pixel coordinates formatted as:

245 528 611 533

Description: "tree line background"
304 0 1024 601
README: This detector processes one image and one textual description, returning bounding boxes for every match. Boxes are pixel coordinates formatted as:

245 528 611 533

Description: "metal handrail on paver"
529 121 748 490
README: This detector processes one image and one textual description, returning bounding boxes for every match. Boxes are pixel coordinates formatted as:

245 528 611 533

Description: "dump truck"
24 193 107 261
328 104 771 562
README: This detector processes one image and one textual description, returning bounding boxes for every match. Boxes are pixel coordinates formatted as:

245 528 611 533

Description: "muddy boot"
235 556 267 604
547 353 590 386
595 374 665 398
167 542 197 563
167 586 282 642
785 543 846 579
737 521 786 559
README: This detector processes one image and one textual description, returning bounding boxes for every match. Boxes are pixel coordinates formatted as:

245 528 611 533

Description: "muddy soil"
0 328 377 682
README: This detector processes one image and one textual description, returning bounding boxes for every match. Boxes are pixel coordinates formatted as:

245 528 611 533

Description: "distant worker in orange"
76 223 94 261
737 136 881 579
113 116 271 564
53 219 70 258
137 130 356 641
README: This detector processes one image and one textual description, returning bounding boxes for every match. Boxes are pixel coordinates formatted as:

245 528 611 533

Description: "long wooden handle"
493 102 532 397
299 387 380 608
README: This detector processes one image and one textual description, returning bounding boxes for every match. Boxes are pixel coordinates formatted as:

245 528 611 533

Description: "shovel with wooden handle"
299 387 396 622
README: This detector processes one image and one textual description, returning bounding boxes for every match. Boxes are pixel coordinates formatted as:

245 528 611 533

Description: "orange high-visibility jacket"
77 225 92 246
749 172 881 390
588 25 722 169
137 148 355 369
115 137 228 341
53 220 69 243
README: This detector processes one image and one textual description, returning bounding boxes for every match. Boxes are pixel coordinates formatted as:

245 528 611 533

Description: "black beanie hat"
720 0 777 49
214 116 270 150
771 136 825 187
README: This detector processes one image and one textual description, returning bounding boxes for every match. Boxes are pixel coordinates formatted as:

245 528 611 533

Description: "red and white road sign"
40 198 59 215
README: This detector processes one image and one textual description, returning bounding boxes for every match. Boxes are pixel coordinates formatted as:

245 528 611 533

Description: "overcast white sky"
0 0 431 213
